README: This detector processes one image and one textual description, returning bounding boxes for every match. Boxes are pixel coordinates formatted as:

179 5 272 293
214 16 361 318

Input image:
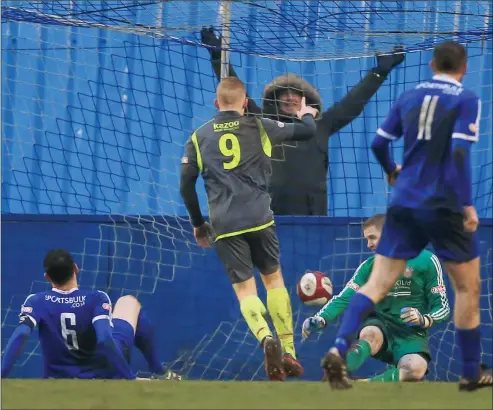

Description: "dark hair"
433 41 467 73
362 213 386 231
43 249 75 285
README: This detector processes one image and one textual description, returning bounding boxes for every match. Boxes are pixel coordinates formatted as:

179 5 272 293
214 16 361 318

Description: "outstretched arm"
315 260 372 324
2 294 40 378
201 26 261 115
319 46 405 140
302 259 373 339
1 324 32 377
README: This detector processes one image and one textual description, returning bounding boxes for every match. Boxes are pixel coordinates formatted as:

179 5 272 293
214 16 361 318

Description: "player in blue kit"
1 249 167 379
322 41 492 391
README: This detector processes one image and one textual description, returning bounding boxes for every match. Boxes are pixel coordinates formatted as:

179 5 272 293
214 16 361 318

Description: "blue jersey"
377 74 481 211
19 288 117 379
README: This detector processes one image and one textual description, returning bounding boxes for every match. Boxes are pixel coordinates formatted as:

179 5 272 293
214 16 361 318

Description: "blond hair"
216 77 246 107
362 213 386 231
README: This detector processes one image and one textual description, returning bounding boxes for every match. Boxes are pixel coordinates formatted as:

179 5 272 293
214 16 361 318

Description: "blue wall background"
2 1 492 217
1 1 492 381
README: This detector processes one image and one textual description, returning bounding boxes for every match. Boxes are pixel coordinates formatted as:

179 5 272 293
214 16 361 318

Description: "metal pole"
219 1 231 79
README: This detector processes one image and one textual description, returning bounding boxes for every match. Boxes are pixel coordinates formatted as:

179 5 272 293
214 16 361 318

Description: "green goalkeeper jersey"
316 250 450 334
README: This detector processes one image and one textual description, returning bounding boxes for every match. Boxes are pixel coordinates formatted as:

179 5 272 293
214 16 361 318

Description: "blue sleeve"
93 319 136 380
371 98 402 174
376 97 403 142
1 324 32 377
371 135 397 175
18 294 41 329
452 138 473 206
452 96 481 142
92 291 113 324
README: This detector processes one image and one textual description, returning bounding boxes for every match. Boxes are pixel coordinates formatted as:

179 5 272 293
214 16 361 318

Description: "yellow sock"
267 287 296 359
239 295 272 344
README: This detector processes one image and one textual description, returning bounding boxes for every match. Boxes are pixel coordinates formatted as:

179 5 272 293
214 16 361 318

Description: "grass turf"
2 380 492 409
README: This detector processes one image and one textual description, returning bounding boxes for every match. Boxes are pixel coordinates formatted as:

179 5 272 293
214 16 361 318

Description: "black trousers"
269 189 328 216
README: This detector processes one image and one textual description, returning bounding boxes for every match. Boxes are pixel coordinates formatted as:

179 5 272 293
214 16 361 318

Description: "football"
297 271 333 306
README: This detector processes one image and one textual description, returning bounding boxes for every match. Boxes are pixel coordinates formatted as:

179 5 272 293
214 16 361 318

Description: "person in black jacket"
200 26 405 216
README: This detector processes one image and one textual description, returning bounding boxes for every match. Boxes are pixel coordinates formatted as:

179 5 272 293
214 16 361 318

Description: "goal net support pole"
219 1 231 79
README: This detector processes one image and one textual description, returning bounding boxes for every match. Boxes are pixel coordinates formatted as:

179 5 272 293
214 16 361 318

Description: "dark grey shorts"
214 226 281 284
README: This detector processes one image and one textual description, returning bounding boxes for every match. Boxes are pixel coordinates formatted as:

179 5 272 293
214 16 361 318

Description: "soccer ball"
297 271 333 306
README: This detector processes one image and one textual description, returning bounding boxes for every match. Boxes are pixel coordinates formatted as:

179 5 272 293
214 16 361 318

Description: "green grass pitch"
2 380 492 409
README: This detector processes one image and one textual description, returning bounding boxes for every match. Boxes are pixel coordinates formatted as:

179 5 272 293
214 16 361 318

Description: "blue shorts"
112 319 135 362
376 206 478 262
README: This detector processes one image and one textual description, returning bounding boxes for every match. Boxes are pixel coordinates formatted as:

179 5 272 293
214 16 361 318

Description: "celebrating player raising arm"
302 214 450 382
200 26 404 216
1 249 168 380
179 77 318 380
322 41 492 391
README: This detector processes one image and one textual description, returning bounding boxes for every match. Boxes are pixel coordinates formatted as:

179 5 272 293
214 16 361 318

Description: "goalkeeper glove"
400 307 433 329
374 45 405 76
302 316 326 340
200 26 222 59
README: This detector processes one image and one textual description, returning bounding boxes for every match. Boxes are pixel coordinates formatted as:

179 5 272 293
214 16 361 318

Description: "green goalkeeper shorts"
362 315 431 365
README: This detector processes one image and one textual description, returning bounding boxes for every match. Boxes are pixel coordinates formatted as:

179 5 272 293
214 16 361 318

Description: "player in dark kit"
180 76 318 381
322 41 492 391
201 26 405 215
1 249 168 380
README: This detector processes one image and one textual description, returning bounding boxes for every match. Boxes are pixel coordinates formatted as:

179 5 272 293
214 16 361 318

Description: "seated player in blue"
1 249 167 380
321 41 492 391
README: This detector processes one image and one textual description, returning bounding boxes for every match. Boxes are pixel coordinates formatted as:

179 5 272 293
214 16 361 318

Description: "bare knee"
359 326 384 356
260 268 284 290
113 295 141 331
398 354 428 382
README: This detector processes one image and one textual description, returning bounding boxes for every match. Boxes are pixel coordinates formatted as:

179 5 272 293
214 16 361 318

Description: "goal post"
219 0 232 79
1 0 492 380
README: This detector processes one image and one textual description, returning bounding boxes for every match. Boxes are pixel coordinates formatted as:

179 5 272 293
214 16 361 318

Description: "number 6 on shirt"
219 133 241 169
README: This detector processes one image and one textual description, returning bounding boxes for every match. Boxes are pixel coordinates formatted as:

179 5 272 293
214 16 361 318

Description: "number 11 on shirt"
417 95 439 141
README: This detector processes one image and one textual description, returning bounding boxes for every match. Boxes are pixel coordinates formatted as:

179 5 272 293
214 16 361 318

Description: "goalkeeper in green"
302 213 450 382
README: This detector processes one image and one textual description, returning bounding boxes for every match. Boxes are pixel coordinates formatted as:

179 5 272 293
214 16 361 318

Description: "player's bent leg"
360 255 407 303
397 354 428 382
111 295 141 363
444 258 492 389
113 295 141 333
347 326 384 372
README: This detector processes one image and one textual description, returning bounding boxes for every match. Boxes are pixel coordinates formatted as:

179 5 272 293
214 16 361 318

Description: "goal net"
1 0 491 381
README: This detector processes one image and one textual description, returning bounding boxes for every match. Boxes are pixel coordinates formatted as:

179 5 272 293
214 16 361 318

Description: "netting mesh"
1 0 492 381
3 1 492 59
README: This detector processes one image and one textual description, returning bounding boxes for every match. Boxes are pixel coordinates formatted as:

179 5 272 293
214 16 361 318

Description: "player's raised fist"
296 97 319 120
194 222 214 248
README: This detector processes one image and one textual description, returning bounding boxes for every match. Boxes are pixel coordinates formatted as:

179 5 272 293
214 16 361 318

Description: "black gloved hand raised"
375 45 406 75
200 26 222 59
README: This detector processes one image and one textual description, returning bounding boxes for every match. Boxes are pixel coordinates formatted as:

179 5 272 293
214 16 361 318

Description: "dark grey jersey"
183 111 316 239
